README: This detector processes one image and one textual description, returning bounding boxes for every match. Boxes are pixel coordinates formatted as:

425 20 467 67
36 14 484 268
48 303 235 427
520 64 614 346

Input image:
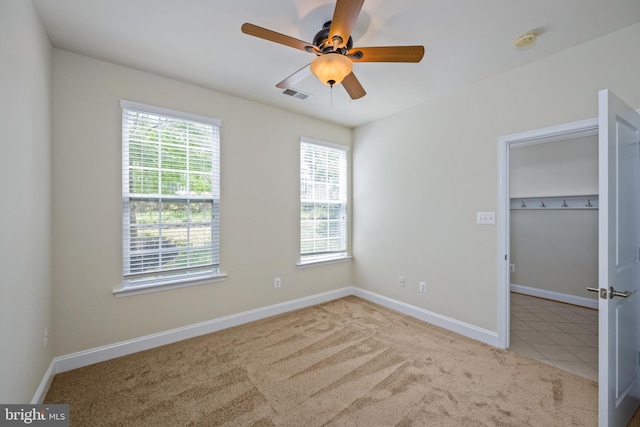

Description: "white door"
598 89 640 426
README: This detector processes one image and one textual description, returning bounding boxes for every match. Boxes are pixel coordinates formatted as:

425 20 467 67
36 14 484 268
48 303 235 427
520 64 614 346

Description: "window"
121 100 221 290
300 138 348 264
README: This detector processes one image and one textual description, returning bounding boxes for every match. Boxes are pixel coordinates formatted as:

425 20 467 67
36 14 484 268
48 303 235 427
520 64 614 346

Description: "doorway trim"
496 118 599 349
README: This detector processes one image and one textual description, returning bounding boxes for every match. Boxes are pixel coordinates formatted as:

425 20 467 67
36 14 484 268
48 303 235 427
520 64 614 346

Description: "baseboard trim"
38 286 500 402
53 286 353 374
510 284 598 309
31 359 56 404
352 288 499 347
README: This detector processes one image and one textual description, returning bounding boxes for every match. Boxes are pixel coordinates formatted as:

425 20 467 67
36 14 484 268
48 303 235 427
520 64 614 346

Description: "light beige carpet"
45 296 600 426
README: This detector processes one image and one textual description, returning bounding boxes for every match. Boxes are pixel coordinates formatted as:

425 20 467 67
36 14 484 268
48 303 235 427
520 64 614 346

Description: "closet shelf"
510 195 598 210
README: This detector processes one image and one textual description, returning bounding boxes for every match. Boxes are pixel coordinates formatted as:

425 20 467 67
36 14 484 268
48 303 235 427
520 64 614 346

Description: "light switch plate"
477 212 495 225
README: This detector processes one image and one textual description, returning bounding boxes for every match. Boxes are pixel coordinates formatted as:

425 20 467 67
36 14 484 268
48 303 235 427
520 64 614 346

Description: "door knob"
587 286 631 299
609 287 632 299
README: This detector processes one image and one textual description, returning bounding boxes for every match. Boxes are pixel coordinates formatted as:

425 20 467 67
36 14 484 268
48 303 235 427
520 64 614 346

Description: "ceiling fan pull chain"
330 85 333 108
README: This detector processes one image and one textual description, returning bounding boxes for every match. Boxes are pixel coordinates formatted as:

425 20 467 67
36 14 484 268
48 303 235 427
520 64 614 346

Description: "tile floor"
509 292 598 382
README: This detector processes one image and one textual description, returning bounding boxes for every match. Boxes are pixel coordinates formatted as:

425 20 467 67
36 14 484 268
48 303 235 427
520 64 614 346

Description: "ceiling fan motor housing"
313 21 353 53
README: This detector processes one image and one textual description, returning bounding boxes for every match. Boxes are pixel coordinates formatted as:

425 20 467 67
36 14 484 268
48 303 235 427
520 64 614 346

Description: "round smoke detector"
514 32 537 48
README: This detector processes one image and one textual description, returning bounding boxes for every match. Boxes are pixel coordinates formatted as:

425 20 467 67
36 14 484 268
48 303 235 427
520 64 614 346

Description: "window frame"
115 100 226 297
298 137 351 267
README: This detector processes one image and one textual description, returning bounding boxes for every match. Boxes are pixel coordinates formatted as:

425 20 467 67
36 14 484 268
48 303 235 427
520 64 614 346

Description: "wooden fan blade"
342 72 366 100
276 64 312 89
348 46 425 62
241 23 314 52
329 0 365 48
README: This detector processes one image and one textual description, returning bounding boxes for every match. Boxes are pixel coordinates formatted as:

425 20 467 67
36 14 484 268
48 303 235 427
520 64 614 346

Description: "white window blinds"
300 138 348 262
121 100 221 286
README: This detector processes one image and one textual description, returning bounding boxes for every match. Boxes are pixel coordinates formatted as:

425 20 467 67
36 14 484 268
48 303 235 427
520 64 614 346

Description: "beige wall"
510 210 598 299
352 23 640 332
0 0 53 403
510 135 598 198
510 137 598 299
51 50 353 356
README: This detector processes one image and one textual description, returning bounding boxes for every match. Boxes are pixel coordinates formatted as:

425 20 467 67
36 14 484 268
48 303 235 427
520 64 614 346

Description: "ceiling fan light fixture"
310 53 353 87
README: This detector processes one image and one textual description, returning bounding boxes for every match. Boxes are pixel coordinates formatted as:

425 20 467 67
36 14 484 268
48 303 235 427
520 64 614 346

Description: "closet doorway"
496 119 600 381
508 131 599 381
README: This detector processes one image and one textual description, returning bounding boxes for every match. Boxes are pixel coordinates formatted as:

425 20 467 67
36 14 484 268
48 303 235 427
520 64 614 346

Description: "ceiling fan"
241 0 425 100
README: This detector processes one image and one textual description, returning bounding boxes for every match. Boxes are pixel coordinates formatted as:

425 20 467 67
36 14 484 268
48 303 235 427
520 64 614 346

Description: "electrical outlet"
44 328 48 347
476 212 495 225
419 282 427 293
399 276 406 287
510 264 515 273
274 277 281 288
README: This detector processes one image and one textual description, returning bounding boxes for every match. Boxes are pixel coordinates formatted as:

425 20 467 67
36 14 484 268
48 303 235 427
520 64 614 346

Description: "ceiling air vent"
282 88 311 100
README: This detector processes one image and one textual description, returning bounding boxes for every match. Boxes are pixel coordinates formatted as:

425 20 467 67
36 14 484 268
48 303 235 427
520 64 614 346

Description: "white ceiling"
32 0 640 128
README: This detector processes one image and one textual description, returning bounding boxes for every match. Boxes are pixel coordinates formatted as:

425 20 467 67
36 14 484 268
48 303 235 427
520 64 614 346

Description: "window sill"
113 273 228 297
296 256 352 268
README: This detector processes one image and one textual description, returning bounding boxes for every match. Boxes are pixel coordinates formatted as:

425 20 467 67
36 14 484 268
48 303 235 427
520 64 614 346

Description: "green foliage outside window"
123 106 220 281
